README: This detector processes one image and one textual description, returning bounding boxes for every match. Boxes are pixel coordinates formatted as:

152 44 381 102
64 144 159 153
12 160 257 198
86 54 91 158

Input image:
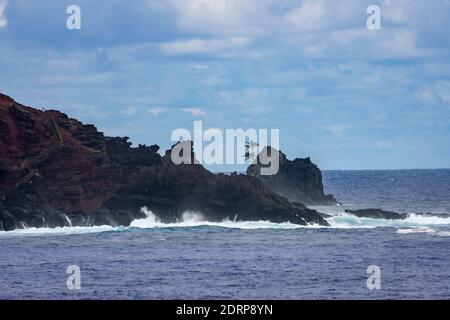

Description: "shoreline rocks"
345 208 407 220
345 208 450 220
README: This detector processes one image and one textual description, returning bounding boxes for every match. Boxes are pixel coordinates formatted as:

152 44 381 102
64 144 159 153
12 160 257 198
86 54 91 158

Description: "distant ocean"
1 169 449 299
322 169 450 213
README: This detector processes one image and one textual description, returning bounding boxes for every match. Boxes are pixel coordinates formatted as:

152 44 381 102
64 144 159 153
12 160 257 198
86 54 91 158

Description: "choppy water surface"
0 169 449 299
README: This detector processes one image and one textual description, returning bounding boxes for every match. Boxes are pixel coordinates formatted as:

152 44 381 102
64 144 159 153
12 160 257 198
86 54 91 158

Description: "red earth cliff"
0 93 329 231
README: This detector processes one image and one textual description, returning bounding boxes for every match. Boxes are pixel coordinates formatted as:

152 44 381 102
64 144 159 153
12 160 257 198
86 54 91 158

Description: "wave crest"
130 208 306 230
1 208 450 237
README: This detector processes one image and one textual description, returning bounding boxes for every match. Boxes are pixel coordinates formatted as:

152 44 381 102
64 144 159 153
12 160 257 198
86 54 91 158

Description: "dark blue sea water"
323 169 450 213
1 169 449 299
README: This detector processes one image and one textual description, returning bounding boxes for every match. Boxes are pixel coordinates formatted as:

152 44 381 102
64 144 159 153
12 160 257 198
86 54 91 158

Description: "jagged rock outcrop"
345 208 407 220
100 141 328 226
247 147 337 206
345 208 449 220
0 93 329 231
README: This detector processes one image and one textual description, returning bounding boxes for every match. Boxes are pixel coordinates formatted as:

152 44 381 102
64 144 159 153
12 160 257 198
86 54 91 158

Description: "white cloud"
181 108 206 116
418 82 450 106
187 63 209 70
0 0 7 28
289 27 434 59
382 0 410 23
436 82 450 104
148 107 169 116
285 0 325 31
166 0 270 36
65 104 111 119
419 88 435 104
120 106 139 116
322 125 354 136
160 36 251 55
147 0 450 60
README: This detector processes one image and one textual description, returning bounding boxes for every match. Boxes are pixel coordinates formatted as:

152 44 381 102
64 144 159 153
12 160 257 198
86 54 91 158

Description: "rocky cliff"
0 93 329 231
247 147 337 206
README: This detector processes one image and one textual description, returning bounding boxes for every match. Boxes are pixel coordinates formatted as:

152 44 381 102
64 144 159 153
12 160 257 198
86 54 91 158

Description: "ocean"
0 169 449 299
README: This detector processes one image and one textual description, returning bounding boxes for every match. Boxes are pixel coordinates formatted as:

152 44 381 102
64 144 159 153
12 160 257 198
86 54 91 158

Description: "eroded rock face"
0 93 329 230
247 147 337 206
101 144 328 226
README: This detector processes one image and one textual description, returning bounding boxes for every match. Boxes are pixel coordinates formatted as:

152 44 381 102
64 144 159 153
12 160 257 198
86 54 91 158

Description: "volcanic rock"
0 93 329 230
345 208 407 220
247 147 337 206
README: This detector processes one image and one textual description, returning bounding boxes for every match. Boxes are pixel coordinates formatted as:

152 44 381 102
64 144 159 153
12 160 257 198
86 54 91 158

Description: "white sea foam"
401 214 450 225
396 227 450 237
1 208 450 237
130 207 306 230
327 212 450 236
327 213 450 229
0 225 125 237
396 227 436 234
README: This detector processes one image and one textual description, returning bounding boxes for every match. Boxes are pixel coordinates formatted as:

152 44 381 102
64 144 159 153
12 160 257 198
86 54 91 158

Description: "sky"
0 0 449 170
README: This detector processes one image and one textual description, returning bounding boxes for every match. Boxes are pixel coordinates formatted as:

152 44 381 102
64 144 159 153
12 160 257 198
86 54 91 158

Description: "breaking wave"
328 213 450 229
327 212 450 236
0 225 127 237
130 207 305 230
1 207 450 237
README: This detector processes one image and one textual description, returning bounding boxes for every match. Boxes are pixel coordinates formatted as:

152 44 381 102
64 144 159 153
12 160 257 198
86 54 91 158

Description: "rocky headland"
0 93 330 231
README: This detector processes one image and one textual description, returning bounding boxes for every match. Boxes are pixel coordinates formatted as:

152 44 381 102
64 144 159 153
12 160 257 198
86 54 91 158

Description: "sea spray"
2 209 450 237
